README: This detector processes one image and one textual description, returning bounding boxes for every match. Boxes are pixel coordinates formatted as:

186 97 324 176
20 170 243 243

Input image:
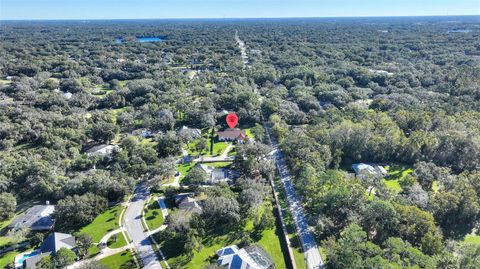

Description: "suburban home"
9 204 55 231
173 193 202 214
352 163 388 177
17 232 76 269
217 129 248 143
86 144 119 159
196 164 231 184
178 125 202 140
217 245 273 269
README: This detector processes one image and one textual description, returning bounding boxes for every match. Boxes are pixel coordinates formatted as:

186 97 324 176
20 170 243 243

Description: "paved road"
264 123 324 269
235 29 323 269
124 184 162 269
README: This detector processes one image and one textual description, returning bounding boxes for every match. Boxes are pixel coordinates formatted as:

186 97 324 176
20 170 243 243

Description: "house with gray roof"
18 233 76 269
9 205 55 231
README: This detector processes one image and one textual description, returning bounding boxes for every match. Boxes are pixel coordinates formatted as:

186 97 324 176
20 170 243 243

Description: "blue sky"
0 0 478 20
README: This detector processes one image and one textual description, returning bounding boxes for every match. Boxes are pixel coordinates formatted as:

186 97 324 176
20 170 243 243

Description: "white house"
352 163 388 177
86 144 119 159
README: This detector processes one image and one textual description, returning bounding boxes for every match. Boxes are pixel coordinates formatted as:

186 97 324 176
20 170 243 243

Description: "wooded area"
1 16 480 268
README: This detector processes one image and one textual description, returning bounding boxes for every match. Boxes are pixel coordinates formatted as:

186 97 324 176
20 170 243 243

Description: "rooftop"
9 205 55 231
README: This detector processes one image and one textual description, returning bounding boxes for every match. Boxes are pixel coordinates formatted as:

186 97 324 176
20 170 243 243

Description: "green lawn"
289 234 307 269
0 237 11 248
244 128 254 139
0 250 19 269
255 226 288 269
99 250 135 269
79 205 123 242
462 233 480 245
186 140 230 157
144 199 164 230
384 164 413 193
383 179 402 193
177 163 195 182
107 233 128 249
206 162 231 168
212 142 229 156
432 181 439 192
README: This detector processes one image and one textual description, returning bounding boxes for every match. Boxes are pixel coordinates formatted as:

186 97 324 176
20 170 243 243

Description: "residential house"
352 163 388 177
178 126 202 140
173 193 202 214
9 204 55 231
196 164 231 184
217 129 248 143
177 196 202 214
86 144 119 159
19 233 76 269
217 245 273 269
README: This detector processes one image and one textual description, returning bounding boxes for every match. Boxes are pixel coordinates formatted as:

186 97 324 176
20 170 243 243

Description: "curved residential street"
124 184 162 269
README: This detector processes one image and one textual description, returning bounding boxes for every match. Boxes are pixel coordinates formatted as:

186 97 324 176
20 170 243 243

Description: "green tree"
54 248 76 267
36 255 55 269
55 193 107 229
76 233 93 258
0 192 16 221
362 199 399 242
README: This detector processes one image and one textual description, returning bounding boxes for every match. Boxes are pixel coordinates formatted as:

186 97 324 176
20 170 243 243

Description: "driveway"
124 184 162 269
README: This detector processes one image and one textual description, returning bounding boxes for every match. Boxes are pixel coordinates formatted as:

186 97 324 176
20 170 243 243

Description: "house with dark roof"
18 233 76 269
9 205 55 231
217 129 248 143
217 245 273 269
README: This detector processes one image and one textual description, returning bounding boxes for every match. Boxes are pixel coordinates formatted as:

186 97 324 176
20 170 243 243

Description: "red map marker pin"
226 113 238 129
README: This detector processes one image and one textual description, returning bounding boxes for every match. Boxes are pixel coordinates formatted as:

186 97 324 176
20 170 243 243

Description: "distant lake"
447 29 472 33
137 37 164 42
115 36 165 44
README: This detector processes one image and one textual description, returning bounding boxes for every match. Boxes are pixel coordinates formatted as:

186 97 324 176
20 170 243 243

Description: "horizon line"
1 14 479 22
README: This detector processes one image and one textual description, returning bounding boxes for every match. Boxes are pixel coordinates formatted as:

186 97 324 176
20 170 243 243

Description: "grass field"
107 233 128 249
177 162 195 182
144 199 164 230
99 250 135 269
0 250 20 269
212 142 229 156
79 205 123 242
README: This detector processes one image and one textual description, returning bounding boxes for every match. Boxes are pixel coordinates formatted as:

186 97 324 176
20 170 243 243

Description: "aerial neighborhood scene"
0 0 479 269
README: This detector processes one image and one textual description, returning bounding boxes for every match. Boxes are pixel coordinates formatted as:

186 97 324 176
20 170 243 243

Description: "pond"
136 36 165 43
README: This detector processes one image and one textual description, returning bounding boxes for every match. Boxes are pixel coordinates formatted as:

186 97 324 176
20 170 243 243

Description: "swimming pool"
15 250 41 268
